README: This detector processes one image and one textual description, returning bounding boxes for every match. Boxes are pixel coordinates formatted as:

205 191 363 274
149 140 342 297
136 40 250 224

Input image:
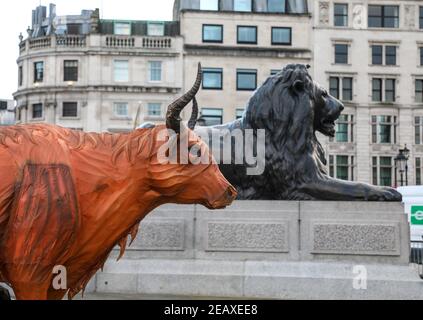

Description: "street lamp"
395 145 410 187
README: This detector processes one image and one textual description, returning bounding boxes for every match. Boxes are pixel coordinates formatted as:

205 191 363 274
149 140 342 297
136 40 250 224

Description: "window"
271 69 281 75
114 60 129 82
329 114 354 143
371 45 397 66
385 79 396 102
329 77 352 101
371 45 383 65
200 0 218 11
334 44 348 64
416 80 423 103
342 78 353 101
34 61 44 83
62 102 78 118
420 7 423 29
372 156 393 187
286 0 307 13
18 66 23 86
114 22 131 35
268 0 286 13
271 27 291 45
368 5 399 28
234 0 252 12
237 26 257 44
372 78 382 102
0 101 7 110
371 115 397 144
147 103 162 117
236 109 245 119
415 117 423 144
329 155 354 181
385 46 396 66
147 22 164 36
149 61 162 82
113 102 129 117
32 103 43 119
64 60 78 82
201 108 223 126
202 25 223 43
203 68 223 90
420 47 423 66
237 69 257 91
329 77 339 99
416 158 422 185
67 24 82 35
334 3 348 27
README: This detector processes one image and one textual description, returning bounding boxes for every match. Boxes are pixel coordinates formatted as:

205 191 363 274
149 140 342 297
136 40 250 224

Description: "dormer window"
114 22 131 35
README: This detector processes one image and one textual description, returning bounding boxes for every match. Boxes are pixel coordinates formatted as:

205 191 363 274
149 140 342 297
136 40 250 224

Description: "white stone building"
14 4 183 133
174 0 312 124
311 0 423 187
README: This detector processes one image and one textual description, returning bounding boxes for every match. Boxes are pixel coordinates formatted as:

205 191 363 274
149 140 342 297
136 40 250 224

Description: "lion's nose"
339 103 344 112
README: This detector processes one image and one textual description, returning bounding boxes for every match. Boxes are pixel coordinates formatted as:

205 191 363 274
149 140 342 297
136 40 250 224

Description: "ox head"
149 63 237 209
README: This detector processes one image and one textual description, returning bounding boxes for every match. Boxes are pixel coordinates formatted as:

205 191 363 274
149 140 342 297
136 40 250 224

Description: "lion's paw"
370 187 402 202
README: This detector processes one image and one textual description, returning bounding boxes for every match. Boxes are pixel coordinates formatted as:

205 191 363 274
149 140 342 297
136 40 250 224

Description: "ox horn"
187 97 199 130
166 63 202 134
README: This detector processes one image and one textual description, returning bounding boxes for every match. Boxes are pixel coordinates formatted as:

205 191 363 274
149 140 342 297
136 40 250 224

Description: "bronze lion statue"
193 64 402 201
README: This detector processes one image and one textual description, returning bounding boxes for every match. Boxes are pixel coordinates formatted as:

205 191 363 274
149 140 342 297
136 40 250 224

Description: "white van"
397 186 423 264
397 186 423 242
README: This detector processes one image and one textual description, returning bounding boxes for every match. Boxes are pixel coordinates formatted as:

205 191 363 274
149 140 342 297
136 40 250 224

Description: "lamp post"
395 145 410 187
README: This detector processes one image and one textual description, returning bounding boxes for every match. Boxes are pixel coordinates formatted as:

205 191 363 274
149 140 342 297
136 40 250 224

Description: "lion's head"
243 64 344 139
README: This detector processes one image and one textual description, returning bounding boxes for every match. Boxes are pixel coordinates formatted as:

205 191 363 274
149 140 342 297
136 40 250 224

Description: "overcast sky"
0 0 175 100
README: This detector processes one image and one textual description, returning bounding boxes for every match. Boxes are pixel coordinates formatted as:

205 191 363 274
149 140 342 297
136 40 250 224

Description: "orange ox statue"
0 64 237 300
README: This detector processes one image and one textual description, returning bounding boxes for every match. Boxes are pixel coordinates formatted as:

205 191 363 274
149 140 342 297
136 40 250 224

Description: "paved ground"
74 293 238 300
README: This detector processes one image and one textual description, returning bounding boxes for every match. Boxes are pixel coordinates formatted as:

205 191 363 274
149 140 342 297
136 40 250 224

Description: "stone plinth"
93 201 423 300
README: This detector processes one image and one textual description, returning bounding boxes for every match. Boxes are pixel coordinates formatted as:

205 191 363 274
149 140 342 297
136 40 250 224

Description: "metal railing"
410 241 423 279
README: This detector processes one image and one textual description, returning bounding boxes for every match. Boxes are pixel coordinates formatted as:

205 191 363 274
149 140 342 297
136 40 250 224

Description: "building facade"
174 0 312 124
312 0 423 187
14 0 423 187
14 4 183 132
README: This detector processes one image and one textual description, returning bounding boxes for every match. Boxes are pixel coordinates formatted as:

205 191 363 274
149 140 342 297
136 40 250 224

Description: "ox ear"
293 80 305 93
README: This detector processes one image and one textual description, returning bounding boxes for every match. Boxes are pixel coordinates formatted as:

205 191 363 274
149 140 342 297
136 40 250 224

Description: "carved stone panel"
130 219 185 251
405 5 416 29
205 221 289 253
319 2 329 26
352 4 365 29
312 222 400 256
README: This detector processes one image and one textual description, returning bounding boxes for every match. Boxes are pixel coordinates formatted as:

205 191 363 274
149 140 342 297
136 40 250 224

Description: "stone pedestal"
94 201 423 299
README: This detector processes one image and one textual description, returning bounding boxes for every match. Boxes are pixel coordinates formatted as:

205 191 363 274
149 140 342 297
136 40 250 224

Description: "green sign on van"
411 205 423 225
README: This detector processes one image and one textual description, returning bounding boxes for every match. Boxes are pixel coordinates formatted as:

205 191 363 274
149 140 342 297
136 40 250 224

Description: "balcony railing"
29 37 51 50
20 35 176 55
19 41 26 54
105 36 135 48
56 35 86 47
142 37 172 49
